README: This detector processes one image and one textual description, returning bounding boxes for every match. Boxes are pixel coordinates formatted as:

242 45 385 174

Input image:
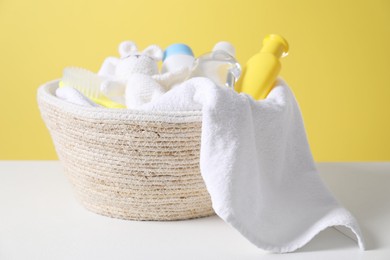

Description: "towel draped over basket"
38 77 365 253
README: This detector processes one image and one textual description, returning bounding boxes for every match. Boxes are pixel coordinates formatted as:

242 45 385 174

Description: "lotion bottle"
235 34 289 99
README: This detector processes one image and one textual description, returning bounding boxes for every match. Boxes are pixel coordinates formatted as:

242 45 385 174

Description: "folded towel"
142 77 365 253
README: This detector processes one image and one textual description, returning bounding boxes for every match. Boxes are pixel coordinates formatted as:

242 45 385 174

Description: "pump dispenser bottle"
235 34 289 100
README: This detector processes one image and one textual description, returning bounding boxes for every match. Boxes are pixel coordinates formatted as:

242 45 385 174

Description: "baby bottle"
189 41 241 88
235 34 289 99
162 44 195 73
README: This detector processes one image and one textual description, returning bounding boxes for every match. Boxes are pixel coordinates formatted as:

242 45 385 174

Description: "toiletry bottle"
162 44 195 73
189 41 241 88
235 34 289 99
212 41 236 57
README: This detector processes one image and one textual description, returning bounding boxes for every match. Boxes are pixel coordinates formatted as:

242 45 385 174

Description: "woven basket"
37 80 214 221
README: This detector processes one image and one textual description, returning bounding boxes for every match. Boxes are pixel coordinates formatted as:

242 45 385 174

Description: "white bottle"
161 44 195 73
213 41 236 57
189 41 241 88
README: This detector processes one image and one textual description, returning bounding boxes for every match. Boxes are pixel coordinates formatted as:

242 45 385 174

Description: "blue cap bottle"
162 44 195 73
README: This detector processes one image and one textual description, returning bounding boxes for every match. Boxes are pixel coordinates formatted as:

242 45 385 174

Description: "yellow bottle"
235 34 289 100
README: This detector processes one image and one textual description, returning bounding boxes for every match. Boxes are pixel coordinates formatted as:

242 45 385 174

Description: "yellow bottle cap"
261 34 289 59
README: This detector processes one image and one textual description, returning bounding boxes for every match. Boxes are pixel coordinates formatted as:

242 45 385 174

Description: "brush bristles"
62 67 103 99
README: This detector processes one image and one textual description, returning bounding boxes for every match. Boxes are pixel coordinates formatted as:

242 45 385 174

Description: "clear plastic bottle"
189 42 241 88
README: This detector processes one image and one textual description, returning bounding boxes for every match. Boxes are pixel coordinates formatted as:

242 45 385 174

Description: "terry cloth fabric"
141 77 365 253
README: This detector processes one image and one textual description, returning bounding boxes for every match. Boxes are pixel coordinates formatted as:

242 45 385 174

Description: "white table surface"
0 161 389 260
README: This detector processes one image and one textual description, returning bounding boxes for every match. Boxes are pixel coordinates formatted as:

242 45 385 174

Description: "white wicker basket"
37 80 214 221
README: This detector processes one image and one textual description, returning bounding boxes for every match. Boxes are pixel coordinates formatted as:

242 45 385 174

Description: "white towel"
142 77 365 253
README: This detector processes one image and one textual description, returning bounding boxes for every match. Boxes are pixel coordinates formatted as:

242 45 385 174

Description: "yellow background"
0 0 389 161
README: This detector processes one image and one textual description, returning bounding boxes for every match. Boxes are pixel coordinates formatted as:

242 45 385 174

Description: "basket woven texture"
37 80 214 221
